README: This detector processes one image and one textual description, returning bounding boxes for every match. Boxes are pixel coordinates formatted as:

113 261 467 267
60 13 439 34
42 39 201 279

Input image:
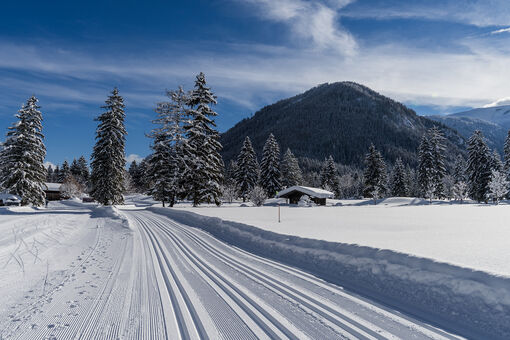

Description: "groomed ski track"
2 207 463 339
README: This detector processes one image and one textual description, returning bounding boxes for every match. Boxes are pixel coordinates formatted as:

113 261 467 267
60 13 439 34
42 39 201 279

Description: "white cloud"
242 0 357 55
44 161 56 169
483 97 510 107
491 27 510 35
126 154 144 164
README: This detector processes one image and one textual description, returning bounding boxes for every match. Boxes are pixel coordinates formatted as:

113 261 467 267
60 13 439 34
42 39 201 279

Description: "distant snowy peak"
449 105 510 128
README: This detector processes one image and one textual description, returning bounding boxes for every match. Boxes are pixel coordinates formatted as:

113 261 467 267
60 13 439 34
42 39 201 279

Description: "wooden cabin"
277 186 334 205
44 182 62 201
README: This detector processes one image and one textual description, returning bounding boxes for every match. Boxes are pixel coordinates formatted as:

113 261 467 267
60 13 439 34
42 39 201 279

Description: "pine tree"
504 130 510 174
491 150 503 172
148 86 188 206
59 160 70 183
452 155 466 184
46 165 54 182
430 127 447 198
260 133 281 197
418 135 434 198
0 96 47 206
363 144 387 202
182 72 224 206
281 148 303 188
234 136 259 202
53 166 61 183
320 155 339 194
488 170 508 204
147 131 174 206
77 156 89 185
90 88 127 205
466 130 492 203
391 158 408 197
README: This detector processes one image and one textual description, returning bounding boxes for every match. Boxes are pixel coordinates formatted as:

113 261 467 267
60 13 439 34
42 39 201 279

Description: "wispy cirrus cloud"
241 0 357 55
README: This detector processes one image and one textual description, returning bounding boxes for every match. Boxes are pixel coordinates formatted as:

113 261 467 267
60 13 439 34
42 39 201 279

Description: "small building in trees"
44 182 62 201
277 186 334 205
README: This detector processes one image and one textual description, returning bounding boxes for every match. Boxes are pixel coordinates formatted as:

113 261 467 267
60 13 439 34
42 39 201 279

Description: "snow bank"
90 205 131 229
148 207 510 340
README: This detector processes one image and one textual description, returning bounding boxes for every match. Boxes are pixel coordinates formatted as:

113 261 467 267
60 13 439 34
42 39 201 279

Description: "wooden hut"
44 182 62 201
277 186 334 205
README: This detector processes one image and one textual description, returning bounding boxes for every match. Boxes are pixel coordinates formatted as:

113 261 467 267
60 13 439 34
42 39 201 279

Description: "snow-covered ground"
0 199 468 339
167 197 510 277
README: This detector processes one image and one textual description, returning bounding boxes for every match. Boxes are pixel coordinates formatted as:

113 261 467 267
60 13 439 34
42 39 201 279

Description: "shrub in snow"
60 175 86 199
221 183 238 204
452 181 468 203
249 185 266 206
488 170 509 204
297 195 314 207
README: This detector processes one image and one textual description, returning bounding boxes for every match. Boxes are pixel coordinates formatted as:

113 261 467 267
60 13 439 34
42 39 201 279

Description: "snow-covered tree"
234 136 259 202
281 148 303 188
467 131 492 203
452 181 468 203
391 158 408 197
90 88 127 205
491 150 504 172
488 170 508 204
452 155 466 184
0 96 47 206
249 185 267 206
147 131 174 207
221 183 238 204
182 72 224 206
59 160 71 183
46 165 54 182
320 155 339 194
60 174 85 199
363 144 387 200
418 135 434 197
148 86 188 207
77 156 90 185
260 133 281 197
504 130 510 174
430 127 447 198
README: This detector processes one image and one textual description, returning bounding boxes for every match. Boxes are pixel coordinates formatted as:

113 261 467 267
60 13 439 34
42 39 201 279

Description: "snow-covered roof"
0 193 21 201
277 186 334 199
45 182 62 191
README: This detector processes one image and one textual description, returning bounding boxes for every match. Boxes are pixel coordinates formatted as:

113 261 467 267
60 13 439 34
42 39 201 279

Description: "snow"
44 182 62 191
277 185 334 198
148 203 510 339
172 197 510 278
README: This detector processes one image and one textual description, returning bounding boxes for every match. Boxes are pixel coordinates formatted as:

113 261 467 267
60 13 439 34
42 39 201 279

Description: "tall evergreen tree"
260 133 281 197
504 130 510 174
281 148 303 188
363 144 387 199
77 156 90 185
53 166 61 183
467 130 492 202
0 96 47 206
59 160 71 183
491 150 503 172
90 88 127 205
429 127 447 198
70 159 80 178
234 136 259 202
147 131 174 206
320 155 339 193
391 158 408 197
418 135 434 198
46 165 54 182
182 72 224 206
452 155 466 184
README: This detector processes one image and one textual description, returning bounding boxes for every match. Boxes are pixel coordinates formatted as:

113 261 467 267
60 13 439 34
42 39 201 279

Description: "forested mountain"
449 105 510 127
220 82 465 168
428 115 506 154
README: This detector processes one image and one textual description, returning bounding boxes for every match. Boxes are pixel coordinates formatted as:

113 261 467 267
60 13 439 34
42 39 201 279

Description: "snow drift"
148 207 510 340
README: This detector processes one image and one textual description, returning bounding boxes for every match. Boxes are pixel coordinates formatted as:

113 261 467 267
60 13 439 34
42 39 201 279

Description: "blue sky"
1 0 510 167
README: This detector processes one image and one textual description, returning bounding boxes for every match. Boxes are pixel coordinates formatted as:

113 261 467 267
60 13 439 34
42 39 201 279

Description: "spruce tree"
46 165 54 182
429 127 447 198
90 88 127 205
281 148 303 188
260 133 281 197
391 158 408 197
466 130 492 203
234 136 259 202
182 72 224 206
59 160 71 183
363 144 387 200
0 96 47 206
320 155 339 193
491 150 504 172
452 155 466 184
418 135 434 197
77 156 89 185
504 130 510 174
147 131 174 206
